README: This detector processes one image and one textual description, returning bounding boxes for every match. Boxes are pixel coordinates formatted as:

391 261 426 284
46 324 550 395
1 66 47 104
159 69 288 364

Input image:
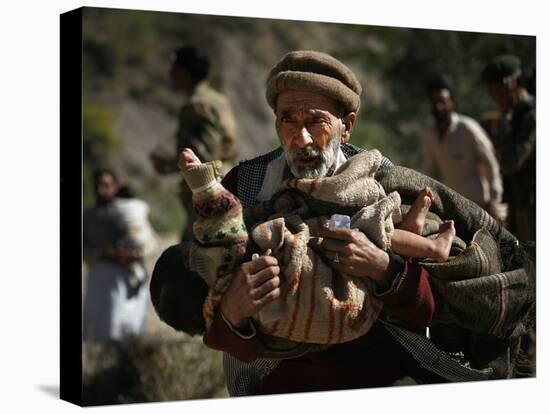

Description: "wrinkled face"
95 173 119 203
430 88 455 124
275 90 349 179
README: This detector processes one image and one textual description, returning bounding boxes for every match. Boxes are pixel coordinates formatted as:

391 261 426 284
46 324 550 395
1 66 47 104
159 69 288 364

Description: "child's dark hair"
150 243 208 335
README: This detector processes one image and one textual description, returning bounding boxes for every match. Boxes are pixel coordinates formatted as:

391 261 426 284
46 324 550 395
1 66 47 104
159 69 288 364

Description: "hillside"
82 6 535 234
79 6 536 404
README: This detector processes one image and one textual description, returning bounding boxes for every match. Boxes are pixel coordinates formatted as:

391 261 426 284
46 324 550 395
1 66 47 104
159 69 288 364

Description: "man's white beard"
284 132 341 179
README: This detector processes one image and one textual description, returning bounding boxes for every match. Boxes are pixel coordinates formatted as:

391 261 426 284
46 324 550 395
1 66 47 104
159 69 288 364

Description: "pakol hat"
481 54 522 84
266 50 362 113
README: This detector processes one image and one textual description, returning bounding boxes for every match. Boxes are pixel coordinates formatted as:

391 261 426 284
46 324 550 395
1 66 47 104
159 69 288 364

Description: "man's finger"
243 255 278 274
319 237 347 253
249 265 280 288
255 287 281 308
251 275 281 299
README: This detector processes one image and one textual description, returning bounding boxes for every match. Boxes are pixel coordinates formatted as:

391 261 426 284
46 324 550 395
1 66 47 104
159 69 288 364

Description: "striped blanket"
375 164 535 378
247 150 405 344
191 147 534 371
375 165 534 339
246 154 534 371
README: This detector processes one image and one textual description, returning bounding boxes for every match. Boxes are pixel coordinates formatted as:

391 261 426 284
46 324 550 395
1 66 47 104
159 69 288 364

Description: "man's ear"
340 112 356 143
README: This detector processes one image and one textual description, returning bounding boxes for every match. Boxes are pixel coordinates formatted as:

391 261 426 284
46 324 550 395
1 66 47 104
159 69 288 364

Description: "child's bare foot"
432 220 456 262
399 187 434 235
178 148 201 171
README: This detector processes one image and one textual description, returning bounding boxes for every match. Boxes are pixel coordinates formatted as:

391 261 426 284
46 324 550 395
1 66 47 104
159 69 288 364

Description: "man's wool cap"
481 54 522 83
266 50 362 113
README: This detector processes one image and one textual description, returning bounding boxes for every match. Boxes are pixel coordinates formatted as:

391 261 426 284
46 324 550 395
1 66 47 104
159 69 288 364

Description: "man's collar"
187 81 209 99
255 151 288 202
332 147 348 174
506 89 535 120
447 112 460 133
518 89 534 106
195 81 209 93
428 111 459 135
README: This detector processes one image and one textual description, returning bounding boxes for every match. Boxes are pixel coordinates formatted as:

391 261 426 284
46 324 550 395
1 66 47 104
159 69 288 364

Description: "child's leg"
391 220 456 262
397 187 433 235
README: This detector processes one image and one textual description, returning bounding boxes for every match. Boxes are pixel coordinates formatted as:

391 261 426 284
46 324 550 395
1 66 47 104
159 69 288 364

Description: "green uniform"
494 90 536 243
176 82 238 169
174 82 238 240
494 90 536 378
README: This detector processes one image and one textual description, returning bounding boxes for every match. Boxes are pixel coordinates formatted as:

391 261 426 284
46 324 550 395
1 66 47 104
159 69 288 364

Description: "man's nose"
293 125 313 148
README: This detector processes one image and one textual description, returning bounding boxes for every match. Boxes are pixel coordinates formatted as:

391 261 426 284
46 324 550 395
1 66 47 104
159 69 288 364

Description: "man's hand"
220 255 281 330
316 227 393 290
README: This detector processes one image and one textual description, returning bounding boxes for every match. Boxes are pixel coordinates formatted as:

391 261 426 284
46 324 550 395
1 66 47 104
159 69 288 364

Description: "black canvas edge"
60 7 83 407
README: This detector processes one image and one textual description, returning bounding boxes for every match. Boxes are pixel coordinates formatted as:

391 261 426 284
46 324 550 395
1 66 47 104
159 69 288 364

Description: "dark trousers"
259 322 447 395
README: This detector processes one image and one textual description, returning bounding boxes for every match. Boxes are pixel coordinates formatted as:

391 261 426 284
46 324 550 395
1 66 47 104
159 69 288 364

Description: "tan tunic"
422 112 503 208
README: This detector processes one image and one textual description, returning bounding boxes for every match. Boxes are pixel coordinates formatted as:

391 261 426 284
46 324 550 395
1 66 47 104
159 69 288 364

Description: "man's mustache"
288 145 322 158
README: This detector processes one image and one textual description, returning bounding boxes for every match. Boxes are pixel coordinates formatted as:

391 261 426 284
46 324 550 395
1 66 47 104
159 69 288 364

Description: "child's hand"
178 148 201 171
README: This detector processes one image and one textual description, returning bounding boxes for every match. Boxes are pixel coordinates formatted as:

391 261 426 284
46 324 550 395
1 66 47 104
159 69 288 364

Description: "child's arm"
179 149 248 286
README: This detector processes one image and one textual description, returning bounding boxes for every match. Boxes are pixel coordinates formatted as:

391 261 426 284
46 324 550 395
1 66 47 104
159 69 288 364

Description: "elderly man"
151 51 534 395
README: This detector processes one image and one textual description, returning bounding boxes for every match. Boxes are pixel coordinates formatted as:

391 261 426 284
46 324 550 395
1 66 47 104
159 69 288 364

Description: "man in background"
481 55 536 244
421 75 505 221
482 55 536 379
150 45 239 240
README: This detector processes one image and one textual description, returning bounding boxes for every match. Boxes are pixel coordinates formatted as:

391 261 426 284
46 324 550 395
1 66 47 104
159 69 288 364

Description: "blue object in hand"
330 214 350 229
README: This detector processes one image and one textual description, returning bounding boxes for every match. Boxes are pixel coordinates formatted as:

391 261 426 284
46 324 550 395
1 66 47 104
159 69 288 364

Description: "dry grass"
82 335 228 406
82 233 229 406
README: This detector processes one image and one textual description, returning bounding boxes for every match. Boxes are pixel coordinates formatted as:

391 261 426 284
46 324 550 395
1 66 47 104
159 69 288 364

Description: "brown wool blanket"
375 165 534 340
244 153 534 357
246 150 402 344
186 151 397 348
186 148 534 365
